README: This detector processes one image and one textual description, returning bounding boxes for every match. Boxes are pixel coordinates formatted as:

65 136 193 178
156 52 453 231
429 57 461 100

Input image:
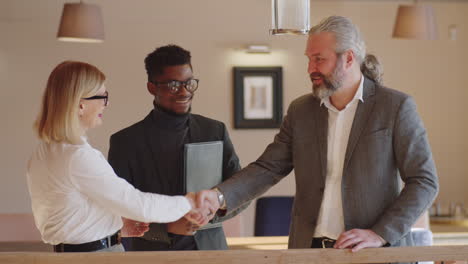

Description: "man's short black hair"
144 44 192 82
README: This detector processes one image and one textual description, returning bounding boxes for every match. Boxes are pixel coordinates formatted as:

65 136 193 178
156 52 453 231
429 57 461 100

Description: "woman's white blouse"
27 139 191 245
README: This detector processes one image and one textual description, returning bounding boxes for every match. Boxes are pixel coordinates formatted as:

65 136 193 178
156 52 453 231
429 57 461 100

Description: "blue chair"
254 196 294 236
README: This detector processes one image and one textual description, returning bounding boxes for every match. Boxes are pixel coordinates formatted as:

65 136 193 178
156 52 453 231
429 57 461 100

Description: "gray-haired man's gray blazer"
218 77 438 249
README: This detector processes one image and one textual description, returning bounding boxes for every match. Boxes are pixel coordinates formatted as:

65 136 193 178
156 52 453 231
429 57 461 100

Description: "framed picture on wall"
233 67 283 129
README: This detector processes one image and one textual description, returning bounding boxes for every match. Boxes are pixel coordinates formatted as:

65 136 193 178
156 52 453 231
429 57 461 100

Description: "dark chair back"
254 196 294 236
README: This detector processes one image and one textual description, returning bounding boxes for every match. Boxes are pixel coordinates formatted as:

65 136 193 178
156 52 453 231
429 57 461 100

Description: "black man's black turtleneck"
150 105 190 196
150 104 196 250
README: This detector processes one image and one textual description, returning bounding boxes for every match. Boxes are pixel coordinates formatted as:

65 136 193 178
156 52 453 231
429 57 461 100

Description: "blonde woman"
27 61 206 252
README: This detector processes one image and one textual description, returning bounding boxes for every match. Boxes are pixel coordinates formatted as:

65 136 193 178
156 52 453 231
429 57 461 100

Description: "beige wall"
1 0 467 237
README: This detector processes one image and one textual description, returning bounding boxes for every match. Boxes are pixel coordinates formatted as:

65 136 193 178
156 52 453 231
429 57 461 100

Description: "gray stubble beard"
312 56 346 100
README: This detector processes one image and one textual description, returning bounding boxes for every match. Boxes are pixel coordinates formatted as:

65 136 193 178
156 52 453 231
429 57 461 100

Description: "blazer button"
319 187 324 193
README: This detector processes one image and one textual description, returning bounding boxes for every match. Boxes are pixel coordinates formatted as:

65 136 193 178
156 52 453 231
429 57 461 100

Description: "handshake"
184 190 223 227
121 189 221 237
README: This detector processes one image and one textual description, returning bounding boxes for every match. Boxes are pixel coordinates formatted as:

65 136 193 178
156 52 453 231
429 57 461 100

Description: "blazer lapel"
316 102 329 184
142 111 163 180
187 115 199 142
343 78 376 171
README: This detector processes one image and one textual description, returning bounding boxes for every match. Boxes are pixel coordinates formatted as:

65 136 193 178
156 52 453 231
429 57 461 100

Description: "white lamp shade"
271 0 310 35
57 3 104 43
392 5 437 40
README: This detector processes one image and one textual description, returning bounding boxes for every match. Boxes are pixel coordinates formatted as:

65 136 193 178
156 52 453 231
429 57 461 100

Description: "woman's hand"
120 217 150 237
167 218 200 236
184 192 210 226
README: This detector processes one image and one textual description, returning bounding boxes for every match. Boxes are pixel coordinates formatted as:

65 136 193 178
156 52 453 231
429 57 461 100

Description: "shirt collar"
320 74 364 109
354 74 364 102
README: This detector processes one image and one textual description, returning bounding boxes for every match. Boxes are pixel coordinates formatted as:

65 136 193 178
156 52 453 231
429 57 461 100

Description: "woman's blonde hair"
35 61 106 144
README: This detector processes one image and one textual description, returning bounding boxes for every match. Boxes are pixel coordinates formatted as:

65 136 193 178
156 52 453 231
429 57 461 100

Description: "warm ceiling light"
246 45 271 53
270 0 310 35
57 1 104 43
392 3 437 40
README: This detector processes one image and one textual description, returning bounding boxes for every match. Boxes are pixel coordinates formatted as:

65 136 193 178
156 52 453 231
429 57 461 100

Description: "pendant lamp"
392 1 437 40
57 1 104 43
271 0 310 35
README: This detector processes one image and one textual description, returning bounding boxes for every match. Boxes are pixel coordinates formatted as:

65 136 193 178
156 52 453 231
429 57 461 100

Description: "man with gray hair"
198 15 438 252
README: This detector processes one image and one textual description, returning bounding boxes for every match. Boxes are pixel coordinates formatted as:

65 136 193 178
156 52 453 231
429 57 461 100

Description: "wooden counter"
226 233 468 250
3 232 468 252
1 246 468 264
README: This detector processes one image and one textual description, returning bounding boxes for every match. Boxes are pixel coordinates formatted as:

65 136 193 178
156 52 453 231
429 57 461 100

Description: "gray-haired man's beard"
312 81 336 99
311 60 345 100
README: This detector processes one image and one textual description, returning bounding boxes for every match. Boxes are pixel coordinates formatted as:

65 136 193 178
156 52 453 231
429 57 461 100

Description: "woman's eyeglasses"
83 91 109 106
